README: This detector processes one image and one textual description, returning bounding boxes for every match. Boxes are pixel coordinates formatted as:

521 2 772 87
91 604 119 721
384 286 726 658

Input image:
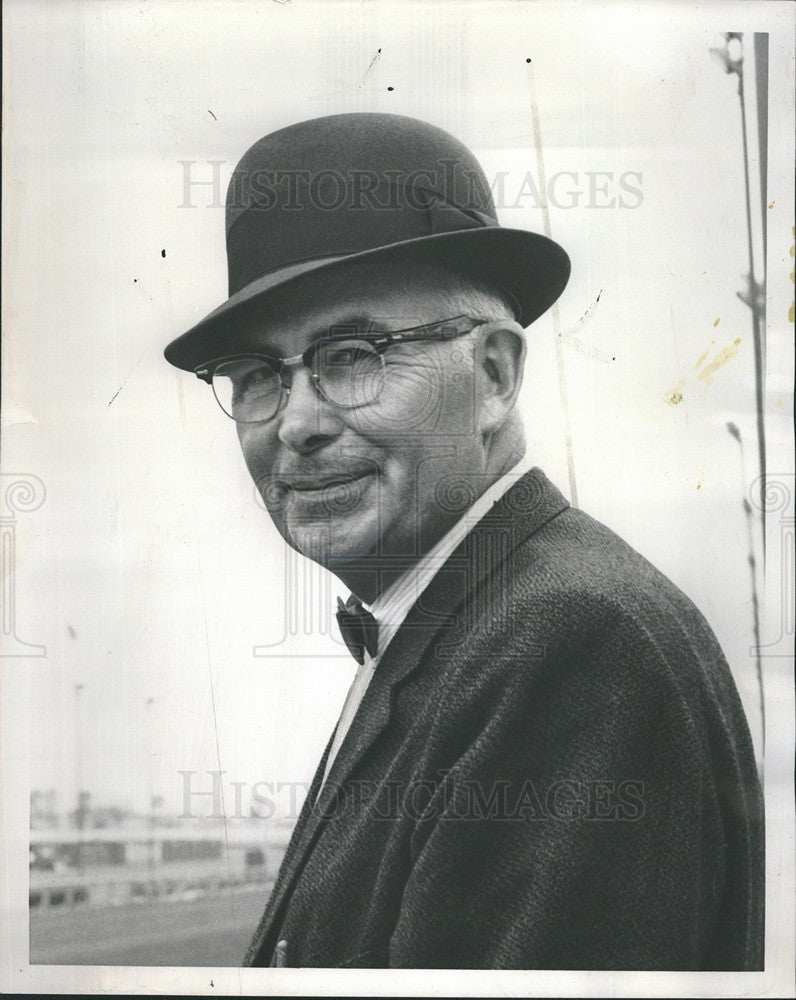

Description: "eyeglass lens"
211 338 386 422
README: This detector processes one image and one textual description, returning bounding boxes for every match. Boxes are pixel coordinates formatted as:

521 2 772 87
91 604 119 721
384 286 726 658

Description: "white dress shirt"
318 458 529 793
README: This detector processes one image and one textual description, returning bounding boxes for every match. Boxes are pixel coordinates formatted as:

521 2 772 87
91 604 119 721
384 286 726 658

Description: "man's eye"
235 364 277 393
329 345 367 364
323 343 380 367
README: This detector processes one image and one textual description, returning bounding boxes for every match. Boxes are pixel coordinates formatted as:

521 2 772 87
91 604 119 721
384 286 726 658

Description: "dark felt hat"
164 112 570 371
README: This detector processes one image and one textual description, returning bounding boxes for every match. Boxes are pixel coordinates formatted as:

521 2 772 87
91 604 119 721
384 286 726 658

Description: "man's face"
231 263 489 572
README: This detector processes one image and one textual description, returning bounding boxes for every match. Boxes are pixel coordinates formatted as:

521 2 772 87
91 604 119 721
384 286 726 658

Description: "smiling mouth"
282 471 374 493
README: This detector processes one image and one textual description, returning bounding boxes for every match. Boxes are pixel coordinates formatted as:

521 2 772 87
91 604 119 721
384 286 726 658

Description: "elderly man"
165 113 764 970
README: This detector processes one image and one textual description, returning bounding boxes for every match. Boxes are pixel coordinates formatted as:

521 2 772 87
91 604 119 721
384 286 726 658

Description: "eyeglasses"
194 314 484 424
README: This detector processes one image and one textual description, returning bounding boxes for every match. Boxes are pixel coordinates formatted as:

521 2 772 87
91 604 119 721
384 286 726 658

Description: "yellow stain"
696 338 741 387
663 379 686 407
695 347 710 370
769 201 774 208
713 317 720 327
789 302 794 323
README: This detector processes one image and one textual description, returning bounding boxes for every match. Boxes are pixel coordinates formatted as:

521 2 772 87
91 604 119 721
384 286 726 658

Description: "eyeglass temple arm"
370 315 482 348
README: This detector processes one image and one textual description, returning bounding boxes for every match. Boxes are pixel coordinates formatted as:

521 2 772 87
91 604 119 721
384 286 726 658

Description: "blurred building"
29 789 294 911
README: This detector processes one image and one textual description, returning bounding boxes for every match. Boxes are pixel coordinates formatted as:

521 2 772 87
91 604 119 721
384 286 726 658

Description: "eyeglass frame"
193 313 487 423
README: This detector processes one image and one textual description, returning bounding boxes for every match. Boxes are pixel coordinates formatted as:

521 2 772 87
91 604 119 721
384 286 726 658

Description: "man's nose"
276 367 343 453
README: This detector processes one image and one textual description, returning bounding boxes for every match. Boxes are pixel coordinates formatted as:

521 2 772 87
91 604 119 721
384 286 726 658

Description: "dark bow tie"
336 595 379 665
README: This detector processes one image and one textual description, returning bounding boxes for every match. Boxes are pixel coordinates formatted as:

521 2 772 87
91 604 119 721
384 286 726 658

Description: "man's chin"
284 520 381 568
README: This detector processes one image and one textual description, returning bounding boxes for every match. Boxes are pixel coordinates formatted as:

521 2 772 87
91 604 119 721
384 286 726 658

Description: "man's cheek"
241 440 277 484
353 377 444 435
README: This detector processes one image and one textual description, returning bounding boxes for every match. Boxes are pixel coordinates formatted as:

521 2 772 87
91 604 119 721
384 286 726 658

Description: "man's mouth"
276 470 375 493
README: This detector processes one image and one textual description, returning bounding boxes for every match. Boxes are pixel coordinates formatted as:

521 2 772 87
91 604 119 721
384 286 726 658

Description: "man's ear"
474 321 527 437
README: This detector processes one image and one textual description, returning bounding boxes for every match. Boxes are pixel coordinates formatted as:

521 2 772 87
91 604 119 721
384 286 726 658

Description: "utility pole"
73 683 85 873
710 33 767 560
146 696 156 894
727 422 765 768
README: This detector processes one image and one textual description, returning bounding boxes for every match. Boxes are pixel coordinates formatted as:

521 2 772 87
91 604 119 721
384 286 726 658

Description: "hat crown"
226 112 497 233
223 113 499 296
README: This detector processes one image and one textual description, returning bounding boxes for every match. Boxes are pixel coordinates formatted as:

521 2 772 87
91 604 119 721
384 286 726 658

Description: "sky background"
2 1 794 828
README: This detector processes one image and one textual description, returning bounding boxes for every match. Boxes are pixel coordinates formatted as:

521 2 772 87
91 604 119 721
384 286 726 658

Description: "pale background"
2 0 794 995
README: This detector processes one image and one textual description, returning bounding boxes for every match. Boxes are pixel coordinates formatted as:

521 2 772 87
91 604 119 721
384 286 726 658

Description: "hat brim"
163 227 570 372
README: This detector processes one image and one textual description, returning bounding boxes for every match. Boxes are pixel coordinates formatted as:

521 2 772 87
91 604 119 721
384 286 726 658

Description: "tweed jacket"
243 468 764 970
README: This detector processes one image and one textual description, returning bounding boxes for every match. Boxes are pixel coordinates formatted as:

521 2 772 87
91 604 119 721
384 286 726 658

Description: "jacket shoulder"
485 503 725 654
431 503 747 727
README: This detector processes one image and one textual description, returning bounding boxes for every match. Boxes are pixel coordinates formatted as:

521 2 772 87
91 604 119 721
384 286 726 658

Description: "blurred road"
30 883 272 966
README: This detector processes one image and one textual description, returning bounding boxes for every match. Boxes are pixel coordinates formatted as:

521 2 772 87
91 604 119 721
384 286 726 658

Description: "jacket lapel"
245 467 569 964
242 729 334 965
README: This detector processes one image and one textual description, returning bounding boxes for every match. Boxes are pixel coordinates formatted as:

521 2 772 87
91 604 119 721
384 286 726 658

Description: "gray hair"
427 266 519 326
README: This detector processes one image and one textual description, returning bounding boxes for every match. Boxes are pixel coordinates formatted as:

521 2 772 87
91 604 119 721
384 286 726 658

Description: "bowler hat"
164 113 570 371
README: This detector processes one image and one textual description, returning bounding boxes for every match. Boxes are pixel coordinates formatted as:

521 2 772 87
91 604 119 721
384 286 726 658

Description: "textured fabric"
321 460 527 795
320 649 376 793
243 468 764 970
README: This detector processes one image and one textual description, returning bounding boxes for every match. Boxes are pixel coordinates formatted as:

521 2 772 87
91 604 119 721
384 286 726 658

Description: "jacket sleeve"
387 600 761 970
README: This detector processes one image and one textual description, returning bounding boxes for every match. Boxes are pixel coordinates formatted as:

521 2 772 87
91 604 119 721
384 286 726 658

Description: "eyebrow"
310 314 394 340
